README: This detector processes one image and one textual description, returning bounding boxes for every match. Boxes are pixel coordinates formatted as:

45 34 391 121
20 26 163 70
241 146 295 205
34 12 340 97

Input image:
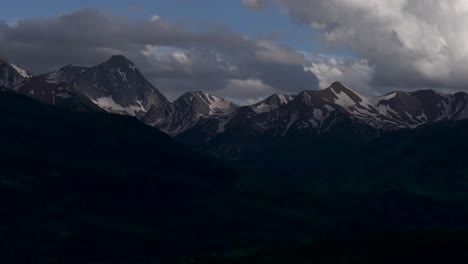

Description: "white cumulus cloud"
245 0 468 92
306 55 375 95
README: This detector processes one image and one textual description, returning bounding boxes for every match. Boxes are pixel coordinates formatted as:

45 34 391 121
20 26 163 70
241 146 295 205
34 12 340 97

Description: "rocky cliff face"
0 57 31 89
52 55 170 117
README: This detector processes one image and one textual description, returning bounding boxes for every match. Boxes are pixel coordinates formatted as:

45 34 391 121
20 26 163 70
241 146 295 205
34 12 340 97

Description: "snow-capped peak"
0 57 31 89
150 91 239 136
251 94 295 113
319 82 364 107
178 91 238 116
52 55 170 118
103 55 136 68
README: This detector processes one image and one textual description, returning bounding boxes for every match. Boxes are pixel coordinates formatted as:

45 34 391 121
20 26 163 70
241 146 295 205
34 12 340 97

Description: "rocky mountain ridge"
2 55 468 144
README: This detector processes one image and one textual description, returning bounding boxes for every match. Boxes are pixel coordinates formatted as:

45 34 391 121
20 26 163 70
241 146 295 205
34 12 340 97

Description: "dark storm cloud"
0 8 318 102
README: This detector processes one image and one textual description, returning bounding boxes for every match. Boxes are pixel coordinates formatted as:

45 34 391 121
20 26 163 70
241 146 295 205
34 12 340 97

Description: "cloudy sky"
1 0 468 103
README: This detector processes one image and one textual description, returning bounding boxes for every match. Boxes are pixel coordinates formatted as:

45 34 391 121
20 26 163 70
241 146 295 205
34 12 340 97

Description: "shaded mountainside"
237 119 468 231
301 119 468 228
312 119 468 197
0 91 379 263
187 231 468 264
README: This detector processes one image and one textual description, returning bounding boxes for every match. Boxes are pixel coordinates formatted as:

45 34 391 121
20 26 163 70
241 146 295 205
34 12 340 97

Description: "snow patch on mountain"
0 59 31 89
195 91 237 115
282 112 299 136
92 96 146 116
251 94 295 114
10 63 31 78
332 90 358 106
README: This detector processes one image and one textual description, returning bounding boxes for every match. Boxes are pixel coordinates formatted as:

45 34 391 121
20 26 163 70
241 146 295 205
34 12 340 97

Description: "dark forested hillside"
2 90 468 263
0 91 364 263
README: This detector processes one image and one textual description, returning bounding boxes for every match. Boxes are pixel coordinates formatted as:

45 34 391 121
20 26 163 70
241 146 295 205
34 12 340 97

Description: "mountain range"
2 55 468 157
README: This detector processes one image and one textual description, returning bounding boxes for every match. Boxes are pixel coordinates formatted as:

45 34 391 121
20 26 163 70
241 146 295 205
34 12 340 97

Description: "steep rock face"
146 91 238 136
250 94 295 114
53 55 170 117
0 57 31 89
0 56 99 112
16 75 102 112
176 94 299 141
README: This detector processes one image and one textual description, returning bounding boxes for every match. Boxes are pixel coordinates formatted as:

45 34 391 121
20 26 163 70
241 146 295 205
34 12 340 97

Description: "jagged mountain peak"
151 91 238 136
51 56 170 118
57 55 135 72
180 90 211 99
251 93 295 113
0 57 31 78
318 82 363 106
329 81 347 90
57 64 75 72
102 55 135 68
15 75 102 112
182 90 225 100
0 57 31 89
264 94 295 105
175 90 237 116
319 81 357 96
293 90 338 108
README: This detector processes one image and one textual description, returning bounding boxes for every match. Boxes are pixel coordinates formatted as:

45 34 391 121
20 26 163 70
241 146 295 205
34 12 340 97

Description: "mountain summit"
250 94 295 114
0 57 31 89
146 91 238 135
52 55 170 117
105 55 136 66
